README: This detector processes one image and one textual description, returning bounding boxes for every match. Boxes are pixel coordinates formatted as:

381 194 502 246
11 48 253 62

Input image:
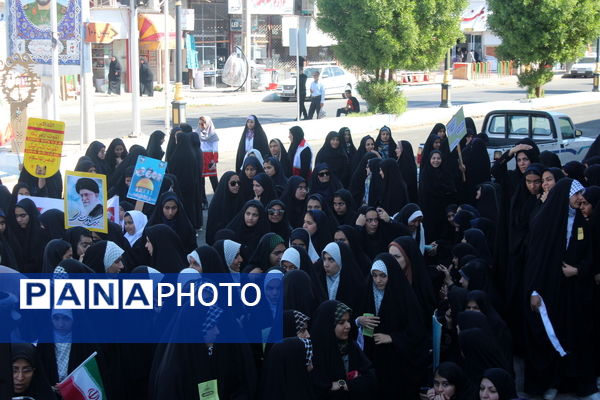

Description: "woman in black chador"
310 300 377 399
523 178 596 398
236 115 270 172
357 253 428 399
107 56 121 95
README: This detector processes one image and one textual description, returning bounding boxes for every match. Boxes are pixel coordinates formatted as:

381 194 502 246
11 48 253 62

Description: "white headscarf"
123 211 148 246
322 242 342 300
370 260 388 315
281 247 301 270
240 149 265 171
198 116 219 143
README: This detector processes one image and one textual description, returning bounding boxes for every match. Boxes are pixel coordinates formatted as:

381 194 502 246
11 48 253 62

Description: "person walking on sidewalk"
140 58 154 97
307 71 325 119
107 56 121 95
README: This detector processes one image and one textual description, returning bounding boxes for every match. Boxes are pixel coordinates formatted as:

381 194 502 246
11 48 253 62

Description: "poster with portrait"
64 171 108 233
126 155 167 205
7 0 82 65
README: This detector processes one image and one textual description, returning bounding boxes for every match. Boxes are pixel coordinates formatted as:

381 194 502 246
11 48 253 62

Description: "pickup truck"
480 110 595 165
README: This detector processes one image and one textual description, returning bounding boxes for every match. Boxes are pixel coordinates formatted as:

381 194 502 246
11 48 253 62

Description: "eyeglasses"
268 209 285 216
229 181 240 187
317 172 330 177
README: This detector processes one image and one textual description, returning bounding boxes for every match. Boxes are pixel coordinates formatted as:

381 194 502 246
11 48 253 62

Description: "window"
332 67 344 76
559 117 575 139
532 116 551 136
488 115 506 134
321 68 333 78
508 115 529 135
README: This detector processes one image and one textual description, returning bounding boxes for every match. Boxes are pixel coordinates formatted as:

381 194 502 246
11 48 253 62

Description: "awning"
138 13 176 51
460 1 489 32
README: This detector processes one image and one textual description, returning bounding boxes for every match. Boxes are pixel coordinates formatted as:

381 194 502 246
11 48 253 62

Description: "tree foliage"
487 0 600 96
487 0 600 64
316 0 467 72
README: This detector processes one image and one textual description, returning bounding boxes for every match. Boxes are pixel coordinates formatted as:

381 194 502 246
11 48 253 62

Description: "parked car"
568 57 596 78
481 110 593 165
416 110 594 167
277 64 357 102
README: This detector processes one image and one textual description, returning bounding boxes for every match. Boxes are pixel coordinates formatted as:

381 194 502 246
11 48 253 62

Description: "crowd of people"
0 114 599 400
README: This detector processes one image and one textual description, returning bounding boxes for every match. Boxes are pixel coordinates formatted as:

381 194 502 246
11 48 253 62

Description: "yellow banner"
23 117 65 178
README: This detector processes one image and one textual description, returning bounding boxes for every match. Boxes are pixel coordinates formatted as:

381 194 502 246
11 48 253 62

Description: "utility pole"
163 0 170 129
171 0 186 125
440 49 452 108
243 0 251 93
80 0 95 148
129 0 142 137
593 37 600 92
50 0 59 120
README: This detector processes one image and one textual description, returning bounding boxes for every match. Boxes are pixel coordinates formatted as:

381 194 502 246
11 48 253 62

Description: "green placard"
446 107 467 151
362 313 374 337
198 379 219 400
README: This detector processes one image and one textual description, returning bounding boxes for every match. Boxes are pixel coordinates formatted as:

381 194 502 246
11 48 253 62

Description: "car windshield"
303 67 320 77
576 57 595 64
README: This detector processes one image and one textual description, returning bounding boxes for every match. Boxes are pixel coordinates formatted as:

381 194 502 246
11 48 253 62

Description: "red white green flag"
57 352 107 400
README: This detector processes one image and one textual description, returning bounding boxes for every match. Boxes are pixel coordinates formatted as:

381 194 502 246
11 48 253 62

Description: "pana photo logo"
20 278 262 310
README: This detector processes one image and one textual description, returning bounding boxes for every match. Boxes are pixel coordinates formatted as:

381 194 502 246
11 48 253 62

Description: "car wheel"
280 97 290 102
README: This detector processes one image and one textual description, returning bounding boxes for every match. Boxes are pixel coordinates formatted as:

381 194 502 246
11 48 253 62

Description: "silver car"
277 64 357 102
569 57 596 78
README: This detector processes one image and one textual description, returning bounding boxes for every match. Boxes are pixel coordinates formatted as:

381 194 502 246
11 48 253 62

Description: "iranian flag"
57 352 107 400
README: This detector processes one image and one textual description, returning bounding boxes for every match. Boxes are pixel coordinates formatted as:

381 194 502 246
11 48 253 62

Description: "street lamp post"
171 0 186 126
593 37 600 92
440 49 452 108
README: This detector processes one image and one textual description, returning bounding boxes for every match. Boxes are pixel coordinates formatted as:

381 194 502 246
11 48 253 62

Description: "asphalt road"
61 76 598 142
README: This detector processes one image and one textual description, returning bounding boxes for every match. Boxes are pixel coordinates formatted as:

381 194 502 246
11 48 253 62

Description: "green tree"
316 0 466 75
316 0 465 113
487 0 600 97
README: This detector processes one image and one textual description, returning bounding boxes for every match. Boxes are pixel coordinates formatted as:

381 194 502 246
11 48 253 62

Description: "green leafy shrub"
356 80 407 115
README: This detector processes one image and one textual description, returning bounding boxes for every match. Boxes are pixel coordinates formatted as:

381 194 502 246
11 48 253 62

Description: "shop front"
90 8 130 93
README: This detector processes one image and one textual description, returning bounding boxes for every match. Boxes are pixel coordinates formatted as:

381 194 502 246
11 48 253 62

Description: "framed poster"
64 170 108 233
126 155 167 205
7 0 82 65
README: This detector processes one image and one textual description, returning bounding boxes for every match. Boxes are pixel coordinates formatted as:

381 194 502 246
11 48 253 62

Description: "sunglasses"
268 209 285 215
229 181 240 187
317 171 330 177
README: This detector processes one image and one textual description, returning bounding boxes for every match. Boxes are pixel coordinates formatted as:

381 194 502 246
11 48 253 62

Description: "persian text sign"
23 117 64 178
85 22 118 44
228 0 294 15
446 107 467 151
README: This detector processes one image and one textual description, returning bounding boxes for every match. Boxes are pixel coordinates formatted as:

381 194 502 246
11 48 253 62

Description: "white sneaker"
543 388 558 400
579 392 600 400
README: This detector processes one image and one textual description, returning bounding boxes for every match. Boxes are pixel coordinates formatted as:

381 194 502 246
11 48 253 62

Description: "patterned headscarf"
334 301 352 325
569 179 584 198
292 310 310 334
201 305 223 335
299 337 313 367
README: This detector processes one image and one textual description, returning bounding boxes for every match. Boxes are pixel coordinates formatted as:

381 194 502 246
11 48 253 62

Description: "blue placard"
126 155 167 205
